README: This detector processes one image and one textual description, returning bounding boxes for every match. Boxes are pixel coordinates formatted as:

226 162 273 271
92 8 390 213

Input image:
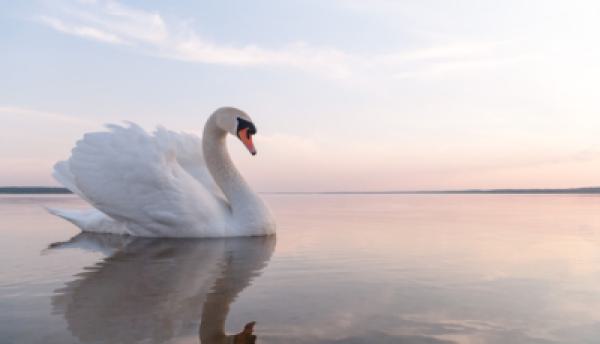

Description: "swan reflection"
50 233 275 343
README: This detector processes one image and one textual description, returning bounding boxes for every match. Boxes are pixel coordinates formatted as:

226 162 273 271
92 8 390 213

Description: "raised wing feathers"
58 123 228 237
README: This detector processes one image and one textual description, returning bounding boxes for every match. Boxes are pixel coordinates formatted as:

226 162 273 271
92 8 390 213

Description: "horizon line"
4 186 600 195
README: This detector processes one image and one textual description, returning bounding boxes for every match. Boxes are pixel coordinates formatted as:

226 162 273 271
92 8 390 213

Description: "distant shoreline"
4 186 600 195
265 188 600 195
0 187 72 194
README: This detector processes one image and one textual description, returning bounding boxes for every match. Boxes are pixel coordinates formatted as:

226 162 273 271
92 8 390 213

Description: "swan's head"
215 107 257 156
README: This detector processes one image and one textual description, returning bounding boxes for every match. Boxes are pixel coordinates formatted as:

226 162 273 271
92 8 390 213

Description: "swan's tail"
46 207 86 227
47 207 129 235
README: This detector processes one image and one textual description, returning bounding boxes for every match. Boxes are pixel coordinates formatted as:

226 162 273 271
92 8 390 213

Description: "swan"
49 107 276 237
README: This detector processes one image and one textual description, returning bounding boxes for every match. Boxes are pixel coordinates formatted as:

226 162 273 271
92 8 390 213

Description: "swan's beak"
238 128 257 156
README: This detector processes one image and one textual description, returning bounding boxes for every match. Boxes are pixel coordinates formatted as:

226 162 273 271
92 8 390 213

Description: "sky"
1 0 600 191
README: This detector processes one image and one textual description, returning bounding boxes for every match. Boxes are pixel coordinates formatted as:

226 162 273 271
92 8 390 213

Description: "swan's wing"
53 160 88 201
57 123 229 237
153 126 225 201
53 160 128 233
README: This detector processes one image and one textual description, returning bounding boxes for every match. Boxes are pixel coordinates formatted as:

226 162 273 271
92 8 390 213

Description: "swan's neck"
202 115 257 214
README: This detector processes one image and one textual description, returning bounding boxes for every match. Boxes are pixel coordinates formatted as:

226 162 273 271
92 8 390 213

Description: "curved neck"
202 114 256 213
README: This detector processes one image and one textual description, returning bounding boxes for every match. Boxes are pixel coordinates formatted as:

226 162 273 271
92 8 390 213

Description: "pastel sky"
2 0 600 191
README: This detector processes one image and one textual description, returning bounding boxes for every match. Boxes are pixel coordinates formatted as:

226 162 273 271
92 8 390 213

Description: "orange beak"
238 128 257 155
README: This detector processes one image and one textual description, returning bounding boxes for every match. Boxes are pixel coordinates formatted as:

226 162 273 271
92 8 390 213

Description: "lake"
2 194 600 343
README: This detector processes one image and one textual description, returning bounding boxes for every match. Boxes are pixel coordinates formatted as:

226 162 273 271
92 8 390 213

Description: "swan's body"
50 107 276 237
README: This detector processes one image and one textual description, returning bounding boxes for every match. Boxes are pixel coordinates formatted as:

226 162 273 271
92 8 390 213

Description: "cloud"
59 0 168 44
35 0 512 80
37 15 127 44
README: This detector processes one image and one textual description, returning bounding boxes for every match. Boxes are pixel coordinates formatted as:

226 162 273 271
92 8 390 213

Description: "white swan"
49 107 276 237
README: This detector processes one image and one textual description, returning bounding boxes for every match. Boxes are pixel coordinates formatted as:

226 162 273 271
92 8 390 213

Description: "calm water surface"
2 194 600 343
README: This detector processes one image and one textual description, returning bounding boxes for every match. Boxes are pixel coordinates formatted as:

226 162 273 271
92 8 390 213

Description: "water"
2 194 600 343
